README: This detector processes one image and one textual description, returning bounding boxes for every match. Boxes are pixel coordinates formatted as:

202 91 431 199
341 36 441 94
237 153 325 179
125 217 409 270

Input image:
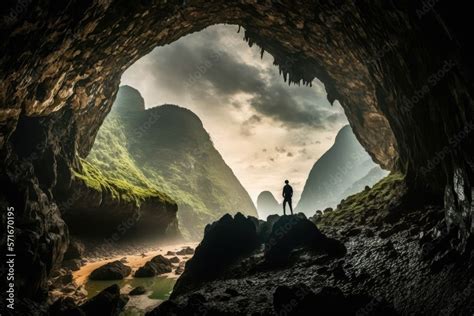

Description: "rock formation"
134 255 173 278
151 179 474 314
256 191 281 220
172 213 260 297
296 125 388 216
50 284 128 316
172 213 344 298
89 261 132 281
264 215 346 264
84 85 257 240
0 0 473 312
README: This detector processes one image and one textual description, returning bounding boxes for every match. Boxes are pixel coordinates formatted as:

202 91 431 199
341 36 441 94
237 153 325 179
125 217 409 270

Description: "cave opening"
1 1 474 315
72 23 390 245
47 23 395 312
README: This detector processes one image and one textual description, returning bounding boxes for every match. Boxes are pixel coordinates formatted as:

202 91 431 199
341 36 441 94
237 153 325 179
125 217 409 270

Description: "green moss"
317 172 406 227
81 103 257 240
73 158 174 207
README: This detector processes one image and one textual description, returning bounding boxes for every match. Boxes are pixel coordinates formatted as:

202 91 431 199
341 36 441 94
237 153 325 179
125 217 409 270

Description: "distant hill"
86 85 257 239
256 191 281 220
341 166 389 198
295 125 388 216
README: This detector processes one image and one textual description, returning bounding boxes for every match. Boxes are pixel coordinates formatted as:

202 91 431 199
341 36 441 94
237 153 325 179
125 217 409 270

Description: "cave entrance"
72 24 389 244
3 1 473 305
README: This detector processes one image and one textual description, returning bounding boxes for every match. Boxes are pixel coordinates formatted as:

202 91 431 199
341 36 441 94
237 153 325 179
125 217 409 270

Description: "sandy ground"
73 242 198 286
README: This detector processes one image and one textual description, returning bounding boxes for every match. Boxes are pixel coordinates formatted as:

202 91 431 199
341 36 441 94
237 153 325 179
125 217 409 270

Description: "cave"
1 1 473 315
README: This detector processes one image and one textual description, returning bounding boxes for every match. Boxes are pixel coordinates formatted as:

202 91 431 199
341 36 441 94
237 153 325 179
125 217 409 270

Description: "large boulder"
49 297 84 316
89 261 131 280
265 215 346 263
50 285 128 316
172 213 260 297
63 238 85 260
80 284 129 316
134 255 172 278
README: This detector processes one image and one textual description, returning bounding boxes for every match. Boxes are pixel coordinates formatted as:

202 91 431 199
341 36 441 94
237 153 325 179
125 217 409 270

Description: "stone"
62 259 82 271
49 297 84 316
2 1 474 311
63 239 85 260
176 247 195 255
135 255 172 277
89 261 132 280
52 271 74 288
80 284 129 316
175 265 185 275
129 286 147 296
172 213 260 296
264 215 346 263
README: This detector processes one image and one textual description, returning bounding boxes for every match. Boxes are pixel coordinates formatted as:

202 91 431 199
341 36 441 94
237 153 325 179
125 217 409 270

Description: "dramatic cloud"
121 24 349 204
241 114 262 136
126 25 345 129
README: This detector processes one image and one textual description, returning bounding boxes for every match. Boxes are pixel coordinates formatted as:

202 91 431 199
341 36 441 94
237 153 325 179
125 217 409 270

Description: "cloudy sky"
121 24 348 205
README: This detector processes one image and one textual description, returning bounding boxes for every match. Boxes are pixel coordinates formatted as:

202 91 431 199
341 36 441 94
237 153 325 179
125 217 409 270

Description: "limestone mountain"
295 125 388 216
256 191 281 220
85 85 257 239
341 166 389 199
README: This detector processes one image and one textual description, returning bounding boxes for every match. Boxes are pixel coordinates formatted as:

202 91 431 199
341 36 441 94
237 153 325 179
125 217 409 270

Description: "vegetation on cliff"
83 86 257 239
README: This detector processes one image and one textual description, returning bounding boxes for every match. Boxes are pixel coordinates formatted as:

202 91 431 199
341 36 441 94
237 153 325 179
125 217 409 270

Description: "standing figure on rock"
282 180 294 215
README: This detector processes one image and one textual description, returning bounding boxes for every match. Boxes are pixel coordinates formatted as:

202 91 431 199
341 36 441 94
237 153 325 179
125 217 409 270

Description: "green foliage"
73 158 173 207
83 98 256 240
317 172 406 227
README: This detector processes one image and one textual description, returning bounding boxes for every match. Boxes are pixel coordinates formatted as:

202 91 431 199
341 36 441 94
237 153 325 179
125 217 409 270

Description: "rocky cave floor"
150 207 474 315
46 178 474 316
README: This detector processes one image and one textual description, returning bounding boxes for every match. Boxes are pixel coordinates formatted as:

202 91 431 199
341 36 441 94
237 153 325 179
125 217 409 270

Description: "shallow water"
85 275 176 315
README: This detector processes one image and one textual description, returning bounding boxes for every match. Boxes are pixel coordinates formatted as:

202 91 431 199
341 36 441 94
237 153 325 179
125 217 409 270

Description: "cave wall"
0 0 473 302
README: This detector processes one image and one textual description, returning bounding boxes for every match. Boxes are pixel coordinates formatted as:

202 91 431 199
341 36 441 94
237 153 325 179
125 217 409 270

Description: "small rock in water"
166 251 176 256
169 256 180 263
129 286 147 296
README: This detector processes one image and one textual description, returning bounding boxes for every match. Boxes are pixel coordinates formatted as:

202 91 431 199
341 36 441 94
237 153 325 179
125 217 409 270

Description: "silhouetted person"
282 180 293 215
